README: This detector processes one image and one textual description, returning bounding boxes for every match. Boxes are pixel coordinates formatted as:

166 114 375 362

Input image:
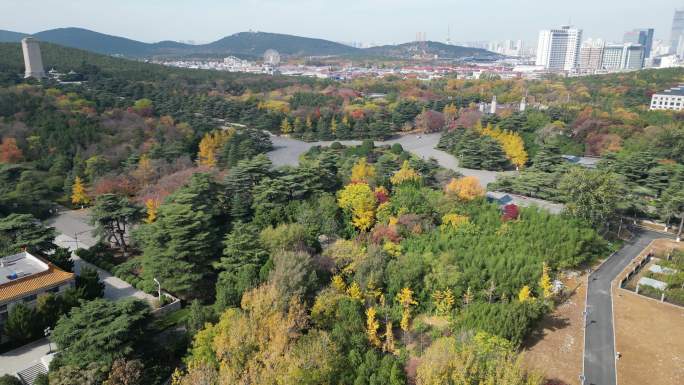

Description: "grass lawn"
150 308 190 332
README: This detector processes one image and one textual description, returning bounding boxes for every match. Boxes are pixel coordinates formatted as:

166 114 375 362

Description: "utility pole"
73 230 89 250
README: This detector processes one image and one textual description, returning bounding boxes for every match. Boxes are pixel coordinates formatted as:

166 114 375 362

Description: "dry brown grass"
613 239 684 385
522 273 586 385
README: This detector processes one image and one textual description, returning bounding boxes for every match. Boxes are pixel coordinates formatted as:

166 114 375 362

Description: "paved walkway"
46 209 155 303
0 338 51 377
583 229 673 385
268 133 506 187
268 133 563 212
53 233 154 302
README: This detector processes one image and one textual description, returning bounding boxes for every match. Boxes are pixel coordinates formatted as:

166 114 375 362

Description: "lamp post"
44 327 52 353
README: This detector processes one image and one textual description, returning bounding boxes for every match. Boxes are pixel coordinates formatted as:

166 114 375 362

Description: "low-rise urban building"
650 85 684 111
0 252 75 342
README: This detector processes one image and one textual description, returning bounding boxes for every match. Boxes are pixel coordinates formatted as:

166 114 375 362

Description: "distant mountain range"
0 27 500 60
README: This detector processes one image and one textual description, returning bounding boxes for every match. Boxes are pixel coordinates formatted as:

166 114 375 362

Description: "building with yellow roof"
0 251 75 343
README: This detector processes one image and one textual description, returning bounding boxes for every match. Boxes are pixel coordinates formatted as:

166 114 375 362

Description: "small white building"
0 252 75 343
650 85 684 111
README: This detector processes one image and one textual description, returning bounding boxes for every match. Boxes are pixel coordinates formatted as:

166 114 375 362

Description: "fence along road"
583 229 671 385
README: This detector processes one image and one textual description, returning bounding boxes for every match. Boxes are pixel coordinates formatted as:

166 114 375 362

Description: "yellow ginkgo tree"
395 287 418 333
366 307 381 348
350 157 376 184
197 129 233 167
71 176 89 207
390 160 421 186
346 281 363 301
145 198 159 224
481 126 528 170
432 289 455 316
338 182 378 231
444 177 485 201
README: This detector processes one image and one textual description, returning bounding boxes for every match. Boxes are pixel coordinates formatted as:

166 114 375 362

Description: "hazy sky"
1 0 682 45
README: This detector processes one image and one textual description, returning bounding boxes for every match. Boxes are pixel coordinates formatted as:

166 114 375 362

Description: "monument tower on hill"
21 37 46 79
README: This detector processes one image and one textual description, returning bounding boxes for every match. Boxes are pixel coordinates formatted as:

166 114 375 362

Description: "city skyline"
1 0 681 46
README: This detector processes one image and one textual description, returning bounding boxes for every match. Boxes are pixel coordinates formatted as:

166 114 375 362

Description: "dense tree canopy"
51 298 150 369
1 41 675 385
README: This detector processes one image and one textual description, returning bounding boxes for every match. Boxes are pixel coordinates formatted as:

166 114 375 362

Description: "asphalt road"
583 229 672 385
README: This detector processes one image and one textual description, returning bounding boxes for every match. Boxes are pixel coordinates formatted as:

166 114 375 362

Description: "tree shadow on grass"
544 378 570 385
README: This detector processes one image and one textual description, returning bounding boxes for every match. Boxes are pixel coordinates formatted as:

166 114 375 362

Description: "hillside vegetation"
2 34 684 385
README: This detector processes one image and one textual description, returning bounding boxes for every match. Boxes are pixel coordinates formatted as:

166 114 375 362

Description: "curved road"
268 133 564 213
268 133 506 187
583 229 673 385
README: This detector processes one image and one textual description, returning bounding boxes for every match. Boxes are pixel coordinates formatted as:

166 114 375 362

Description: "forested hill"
0 42 318 91
364 41 500 60
0 28 358 57
202 31 359 56
33 27 193 57
0 29 27 42
0 27 192 57
0 27 497 60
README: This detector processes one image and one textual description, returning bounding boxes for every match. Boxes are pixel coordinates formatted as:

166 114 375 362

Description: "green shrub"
3 303 41 344
75 243 117 271
665 288 684 306
0 375 22 385
638 285 664 300
453 300 548 346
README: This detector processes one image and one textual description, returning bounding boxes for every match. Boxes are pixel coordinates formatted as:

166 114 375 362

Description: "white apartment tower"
535 26 583 71
21 37 45 79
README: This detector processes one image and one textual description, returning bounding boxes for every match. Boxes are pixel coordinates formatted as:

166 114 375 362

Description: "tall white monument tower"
489 95 497 114
22 37 45 79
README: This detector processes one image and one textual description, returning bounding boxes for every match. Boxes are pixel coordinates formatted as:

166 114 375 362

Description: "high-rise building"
623 45 646 70
21 37 45 79
579 39 605 73
602 44 645 71
535 26 583 71
602 45 624 71
624 28 654 59
670 9 684 56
